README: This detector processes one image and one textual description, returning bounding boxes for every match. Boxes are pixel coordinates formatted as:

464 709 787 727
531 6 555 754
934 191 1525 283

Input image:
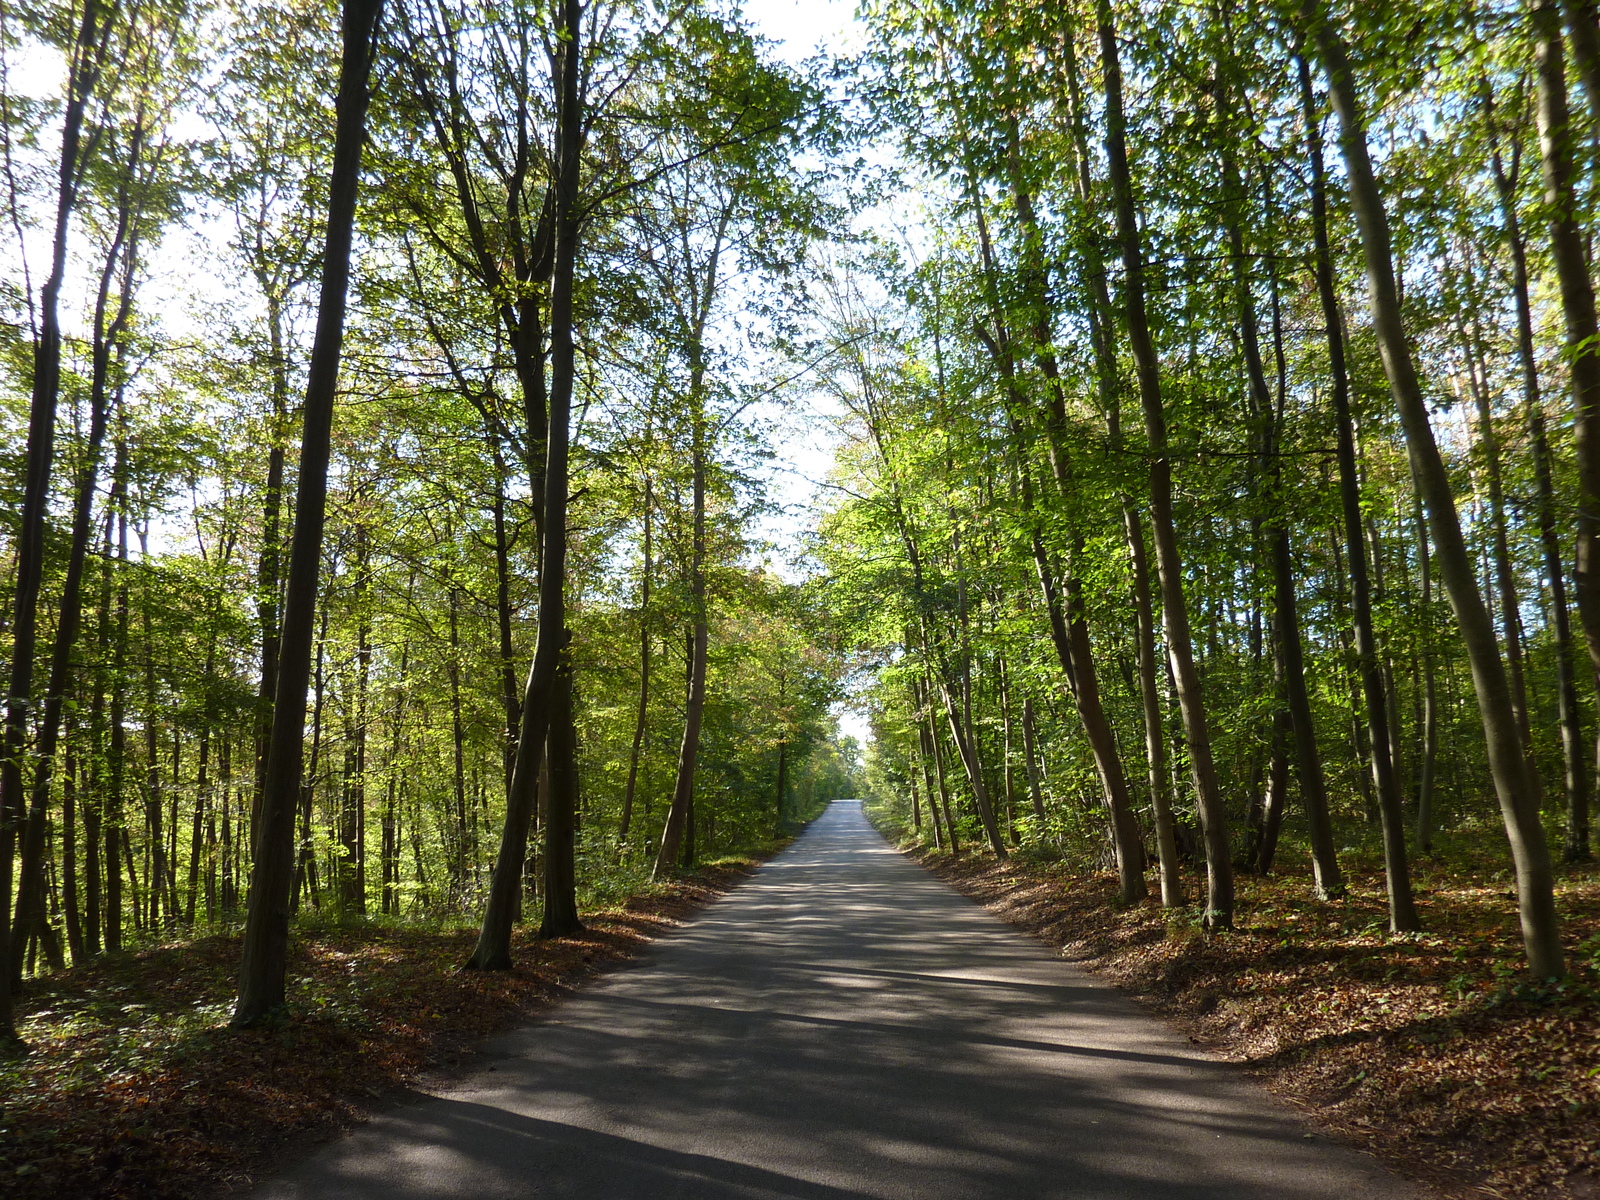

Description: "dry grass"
0 861 759 1199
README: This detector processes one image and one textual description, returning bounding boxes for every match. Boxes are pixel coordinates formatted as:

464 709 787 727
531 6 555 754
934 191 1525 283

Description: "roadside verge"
2 858 768 1199
899 843 1600 1200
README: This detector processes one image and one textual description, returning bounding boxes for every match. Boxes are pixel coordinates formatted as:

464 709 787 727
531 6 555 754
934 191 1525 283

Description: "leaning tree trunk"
976 152 1140 896
9 150 144 975
0 0 117 1045
1057 33 1181 906
1534 0 1600 694
466 0 583 969
231 0 384 1025
1487 116 1590 859
1308 0 1562 978
1097 0 1233 927
1299 51 1417 926
1217 110 1348 905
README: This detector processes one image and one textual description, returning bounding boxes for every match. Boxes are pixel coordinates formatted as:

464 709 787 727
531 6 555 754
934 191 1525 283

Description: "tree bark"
232 0 384 1024
466 0 582 970
620 476 652 845
1299 50 1418 924
1309 2 1561 976
539 646 582 937
1534 0 1600 692
1097 0 1232 926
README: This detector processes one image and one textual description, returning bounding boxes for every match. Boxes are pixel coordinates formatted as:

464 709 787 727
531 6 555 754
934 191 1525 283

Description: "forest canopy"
2 0 1600 1049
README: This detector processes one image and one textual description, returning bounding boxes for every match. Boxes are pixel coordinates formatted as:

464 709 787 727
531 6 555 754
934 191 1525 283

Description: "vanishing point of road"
251 800 1417 1199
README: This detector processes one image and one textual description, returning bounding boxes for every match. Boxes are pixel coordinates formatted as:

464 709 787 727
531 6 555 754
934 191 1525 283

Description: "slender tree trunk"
490 441 520 798
1459 319 1537 770
1414 498 1441 852
254 294 289 830
620 476 651 845
916 682 946 849
925 682 959 853
232 0 384 1024
1487 115 1591 860
0 0 118 1040
656 389 710 877
1098 0 1231 926
774 737 788 831
1020 696 1047 828
1534 0 1600 693
467 0 581 969
1218 112 1346 901
1309 3 1561 975
447 581 468 890
1299 51 1417 925
106 466 129 955
9 189 142 972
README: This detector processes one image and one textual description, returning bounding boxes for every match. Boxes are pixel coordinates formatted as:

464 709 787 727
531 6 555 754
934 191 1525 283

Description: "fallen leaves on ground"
0 861 758 1199
913 846 1600 1200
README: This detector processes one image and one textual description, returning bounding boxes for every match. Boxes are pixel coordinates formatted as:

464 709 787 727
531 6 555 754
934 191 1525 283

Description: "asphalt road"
249 800 1418 1199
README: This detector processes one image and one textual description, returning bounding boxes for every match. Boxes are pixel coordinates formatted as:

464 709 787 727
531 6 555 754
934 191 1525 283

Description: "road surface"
249 799 1417 1199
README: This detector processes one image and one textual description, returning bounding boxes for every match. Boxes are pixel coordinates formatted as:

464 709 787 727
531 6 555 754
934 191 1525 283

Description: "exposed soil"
0 860 760 1199
911 846 1600 1200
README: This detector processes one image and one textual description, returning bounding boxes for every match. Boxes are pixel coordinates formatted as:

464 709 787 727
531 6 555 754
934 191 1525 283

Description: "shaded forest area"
6 0 1600 1193
834 0 1600 1192
0 0 860 1055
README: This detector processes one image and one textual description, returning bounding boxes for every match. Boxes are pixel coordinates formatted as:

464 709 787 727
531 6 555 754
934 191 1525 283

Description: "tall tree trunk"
916 680 947 849
1459 317 1537 770
490 440 520 798
1486 105 1591 859
106 463 130 955
655 376 711 878
9 161 143 972
1098 0 1232 926
0 0 118 1041
232 0 384 1024
447 580 468 891
1299 51 1417 926
620 476 651 845
254 293 289 831
1535 0 1600 693
1414 498 1441 853
654 545 706 876
539 648 582 937
467 0 581 970
1309 3 1561 976
971 155 1130 882
1218 107 1347 902
925 679 959 853
1020 696 1047 829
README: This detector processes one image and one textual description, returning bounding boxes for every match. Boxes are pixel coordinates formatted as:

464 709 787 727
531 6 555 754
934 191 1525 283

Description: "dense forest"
0 0 863 1042
2 0 1599 1079
841 0 1600 988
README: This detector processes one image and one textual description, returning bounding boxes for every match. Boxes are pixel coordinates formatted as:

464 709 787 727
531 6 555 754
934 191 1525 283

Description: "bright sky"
740 0 874 750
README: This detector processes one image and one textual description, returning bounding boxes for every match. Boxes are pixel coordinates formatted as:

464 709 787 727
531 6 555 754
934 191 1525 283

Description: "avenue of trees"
0 0 857 1041
4 0 1598 1048
835 0 1600 983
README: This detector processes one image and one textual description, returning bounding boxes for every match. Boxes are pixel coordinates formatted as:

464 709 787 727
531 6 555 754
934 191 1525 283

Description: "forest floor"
0 856 770 1199
906 836 1600 1199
